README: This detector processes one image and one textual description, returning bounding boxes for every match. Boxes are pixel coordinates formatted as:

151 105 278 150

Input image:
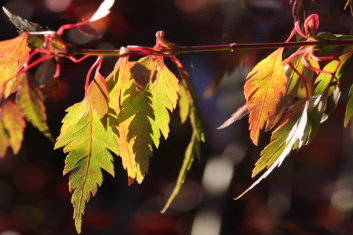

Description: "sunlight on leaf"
244 48 288 145
235 100 310 200
1 100 26 155
161 70 205 213
89 0 115 22
17 74 53 141
55 74 117 234
0 34 29 98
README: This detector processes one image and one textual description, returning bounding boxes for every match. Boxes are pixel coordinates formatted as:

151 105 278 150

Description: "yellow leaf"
107 57 158 183
108 56 179 184
1 100 26 154
244 48 288 145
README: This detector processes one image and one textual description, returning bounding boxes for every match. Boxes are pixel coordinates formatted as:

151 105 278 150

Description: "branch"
65 39 353 57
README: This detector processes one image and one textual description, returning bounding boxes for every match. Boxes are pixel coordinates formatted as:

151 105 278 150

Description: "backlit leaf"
55 75 117 234
107 56 179 184
236 100 309 199
161 69 204 212
244 48 288 145
252 101 305 177
107 57 159 183
0 34 30 98
3 73 26 98
17 74 53 141
132 56 180 139
1 100 26 154
315 54 351 95
89 0 115 22
217 104 249 129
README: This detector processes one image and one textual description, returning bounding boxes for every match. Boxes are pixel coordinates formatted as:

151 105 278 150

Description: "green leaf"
314 54 351 96
1 100 26 155
316 32 353 53
252 103 303 177
132 56 180 139
236 99 311 199
161 73 204 212
17 74 54 141
161 130 200 213
178 82 190 124
107 56 180 184
55 75 117 234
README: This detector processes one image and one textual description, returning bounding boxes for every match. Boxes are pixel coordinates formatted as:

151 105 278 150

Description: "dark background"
1 0 353 234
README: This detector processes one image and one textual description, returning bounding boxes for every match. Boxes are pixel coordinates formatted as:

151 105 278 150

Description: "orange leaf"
244 48 288 145
0 34 30 97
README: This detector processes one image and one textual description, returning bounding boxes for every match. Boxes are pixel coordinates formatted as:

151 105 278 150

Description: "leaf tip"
128 177 135 186
160 206 168 214
2 7 10 16
75 219 82 234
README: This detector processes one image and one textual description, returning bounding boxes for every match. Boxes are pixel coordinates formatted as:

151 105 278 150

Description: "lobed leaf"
244 48 288 145
161 70 205 212
236 100 310 199
108 57 157 183
17 74 53 141
107 56 180 184
55 75 117 234
132 56 180 139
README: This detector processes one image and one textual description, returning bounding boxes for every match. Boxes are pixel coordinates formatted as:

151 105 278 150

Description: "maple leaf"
161 71 205 213
107 56 179 184
0 34 30 98
236 99 310 199
55 74 118 234
17 74 53 141
132 56 180 139
252 101 306 177
244 48 288 145
108 57 159 183
0 100 26 156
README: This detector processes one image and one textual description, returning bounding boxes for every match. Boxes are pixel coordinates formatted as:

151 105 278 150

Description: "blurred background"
1 0 353 234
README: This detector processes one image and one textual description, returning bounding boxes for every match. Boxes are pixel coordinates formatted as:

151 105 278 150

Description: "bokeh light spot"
44 0 72 13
